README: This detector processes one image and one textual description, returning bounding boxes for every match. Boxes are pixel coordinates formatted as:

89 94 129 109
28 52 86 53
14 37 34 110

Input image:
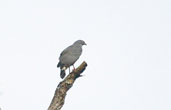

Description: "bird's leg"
69 67 70 73
72 65 76 71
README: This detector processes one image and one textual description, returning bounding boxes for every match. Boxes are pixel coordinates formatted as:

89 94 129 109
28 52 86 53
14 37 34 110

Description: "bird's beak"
84 43 87 45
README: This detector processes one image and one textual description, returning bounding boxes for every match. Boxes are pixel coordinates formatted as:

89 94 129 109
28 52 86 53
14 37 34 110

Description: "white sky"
0 0 171 110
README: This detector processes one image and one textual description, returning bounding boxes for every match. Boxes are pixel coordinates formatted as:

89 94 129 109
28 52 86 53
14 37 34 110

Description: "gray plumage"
57 40 86 79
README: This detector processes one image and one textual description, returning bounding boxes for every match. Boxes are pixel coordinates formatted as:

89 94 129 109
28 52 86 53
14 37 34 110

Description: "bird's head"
74 40 87 46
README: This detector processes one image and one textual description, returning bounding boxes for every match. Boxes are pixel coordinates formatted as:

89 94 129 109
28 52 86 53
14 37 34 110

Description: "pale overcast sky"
0 0 171 110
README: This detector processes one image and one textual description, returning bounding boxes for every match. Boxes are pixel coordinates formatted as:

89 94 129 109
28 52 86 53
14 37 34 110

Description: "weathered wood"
48 61 87 110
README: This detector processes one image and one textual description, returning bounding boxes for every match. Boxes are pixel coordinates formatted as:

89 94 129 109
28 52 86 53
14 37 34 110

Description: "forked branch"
48 61 88 110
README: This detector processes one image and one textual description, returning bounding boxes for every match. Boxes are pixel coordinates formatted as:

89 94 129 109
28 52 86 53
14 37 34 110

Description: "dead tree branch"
48 61 88 110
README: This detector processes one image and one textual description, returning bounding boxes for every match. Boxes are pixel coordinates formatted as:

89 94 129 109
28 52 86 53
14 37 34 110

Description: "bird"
57 40 86 79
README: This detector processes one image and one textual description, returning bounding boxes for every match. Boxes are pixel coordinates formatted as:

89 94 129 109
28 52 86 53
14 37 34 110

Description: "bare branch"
48 61 88 110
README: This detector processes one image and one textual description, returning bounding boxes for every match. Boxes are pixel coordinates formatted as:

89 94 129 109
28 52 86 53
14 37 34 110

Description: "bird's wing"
59 45 73 59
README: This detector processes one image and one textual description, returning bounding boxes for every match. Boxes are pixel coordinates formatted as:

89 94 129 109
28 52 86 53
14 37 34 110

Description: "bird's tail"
57 62 61 68
58 63 67 79
60 70 66 79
